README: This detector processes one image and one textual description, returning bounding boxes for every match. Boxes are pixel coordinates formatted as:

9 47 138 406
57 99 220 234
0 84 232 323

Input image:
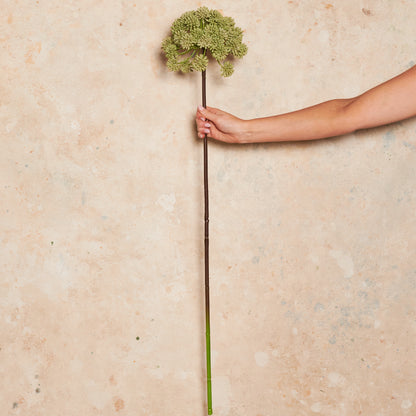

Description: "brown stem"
202 69 212 415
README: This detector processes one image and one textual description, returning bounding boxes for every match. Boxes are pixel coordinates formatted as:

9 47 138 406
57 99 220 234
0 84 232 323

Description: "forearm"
241 98 356 143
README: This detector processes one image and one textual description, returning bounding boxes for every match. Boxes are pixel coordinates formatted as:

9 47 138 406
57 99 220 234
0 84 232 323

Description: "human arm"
196 64 416 143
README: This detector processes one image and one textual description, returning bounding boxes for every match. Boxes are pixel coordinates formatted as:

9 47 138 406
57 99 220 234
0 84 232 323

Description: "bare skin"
196 64 416 144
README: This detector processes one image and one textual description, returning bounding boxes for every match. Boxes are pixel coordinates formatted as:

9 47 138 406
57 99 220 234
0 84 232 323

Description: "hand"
196 105 246 144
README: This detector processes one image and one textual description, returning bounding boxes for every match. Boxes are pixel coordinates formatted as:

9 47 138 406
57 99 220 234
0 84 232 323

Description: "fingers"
196 117 211 139
197 121 211 139
195 105 228 140
196 105 213 139
195 105 241 143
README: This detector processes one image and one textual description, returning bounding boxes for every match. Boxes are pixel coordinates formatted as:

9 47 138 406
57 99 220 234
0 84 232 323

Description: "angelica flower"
220 61 234 77
192 54 209 72
161 7 247 77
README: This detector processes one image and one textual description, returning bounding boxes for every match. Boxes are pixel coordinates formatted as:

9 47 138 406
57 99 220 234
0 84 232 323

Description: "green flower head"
161 7 248 77
192 53 209 72
220 61 234 77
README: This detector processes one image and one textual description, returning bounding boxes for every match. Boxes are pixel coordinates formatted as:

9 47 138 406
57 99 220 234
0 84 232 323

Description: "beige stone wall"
1 1 416 415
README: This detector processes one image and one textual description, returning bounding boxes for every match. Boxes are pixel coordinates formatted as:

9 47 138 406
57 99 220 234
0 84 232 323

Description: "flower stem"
202 69 212 415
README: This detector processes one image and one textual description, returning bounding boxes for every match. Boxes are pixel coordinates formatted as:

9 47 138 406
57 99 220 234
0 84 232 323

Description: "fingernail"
198 105 204 112
205 123 211 127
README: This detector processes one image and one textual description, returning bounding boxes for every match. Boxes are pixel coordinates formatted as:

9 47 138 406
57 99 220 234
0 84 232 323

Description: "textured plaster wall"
1 1 416 415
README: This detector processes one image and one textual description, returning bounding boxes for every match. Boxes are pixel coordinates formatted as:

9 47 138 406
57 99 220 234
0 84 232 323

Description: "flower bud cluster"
161 7 247 77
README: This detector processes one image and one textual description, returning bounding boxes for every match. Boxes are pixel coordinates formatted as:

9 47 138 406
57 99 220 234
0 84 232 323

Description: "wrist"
238 119 255 144
240 116 284 144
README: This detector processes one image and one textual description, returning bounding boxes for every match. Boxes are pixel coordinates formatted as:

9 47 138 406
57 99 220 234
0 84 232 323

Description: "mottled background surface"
1 1 416 415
